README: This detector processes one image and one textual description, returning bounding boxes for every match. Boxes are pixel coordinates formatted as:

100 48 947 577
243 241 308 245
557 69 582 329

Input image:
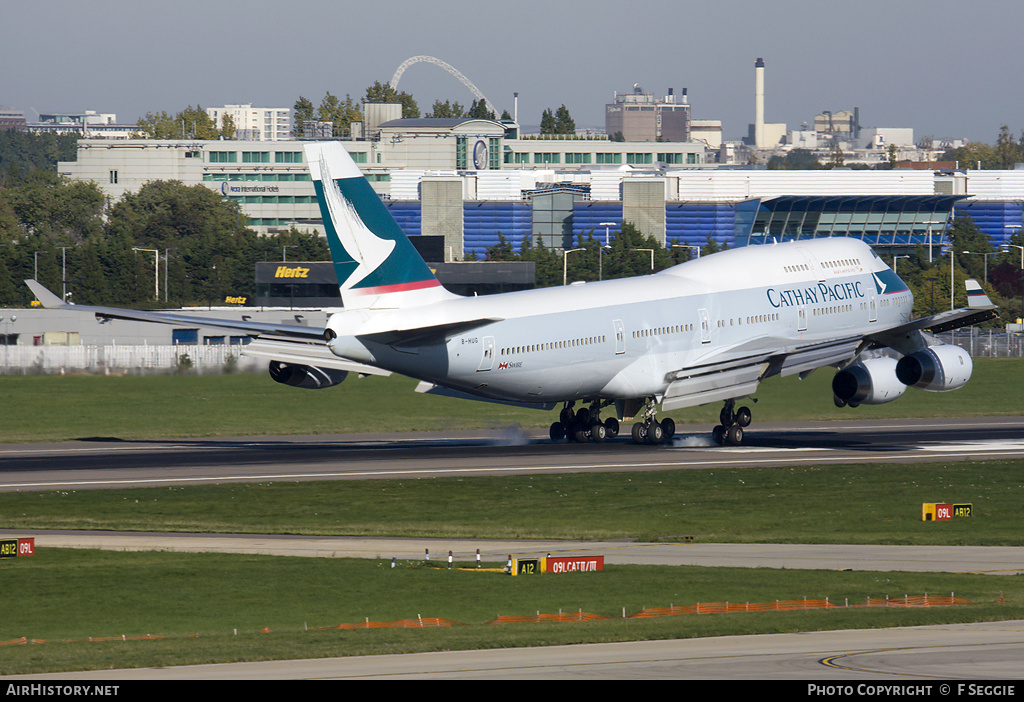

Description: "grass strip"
2 460 1022 545
0 548 1020 675
0 357 1019 442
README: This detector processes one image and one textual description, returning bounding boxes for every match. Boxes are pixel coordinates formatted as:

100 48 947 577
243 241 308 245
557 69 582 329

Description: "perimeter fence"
938 330 1024 357
0 343 263 375
0 332 1018 376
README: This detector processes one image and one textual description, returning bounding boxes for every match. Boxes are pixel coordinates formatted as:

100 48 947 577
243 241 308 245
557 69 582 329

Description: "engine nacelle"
268 361 348 390
832 356 907 406
895 345 973 392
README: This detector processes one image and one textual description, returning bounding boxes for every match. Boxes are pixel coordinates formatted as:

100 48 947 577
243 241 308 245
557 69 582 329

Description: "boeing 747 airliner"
27 142 997 446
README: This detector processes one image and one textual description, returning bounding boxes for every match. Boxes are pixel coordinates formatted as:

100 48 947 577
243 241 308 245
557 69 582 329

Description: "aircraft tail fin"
303 142 455 310
965 278 994 308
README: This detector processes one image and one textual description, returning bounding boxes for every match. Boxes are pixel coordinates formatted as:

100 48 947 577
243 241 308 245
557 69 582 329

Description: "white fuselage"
326 238 914 406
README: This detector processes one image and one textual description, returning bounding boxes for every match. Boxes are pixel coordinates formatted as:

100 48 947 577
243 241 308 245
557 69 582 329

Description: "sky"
3 0 1022 144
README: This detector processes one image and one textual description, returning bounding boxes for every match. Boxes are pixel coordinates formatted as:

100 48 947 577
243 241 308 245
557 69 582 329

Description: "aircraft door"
698 308 711 344
477 336 495 371
797 305 807 332
868 287 877 322
613 319 625 354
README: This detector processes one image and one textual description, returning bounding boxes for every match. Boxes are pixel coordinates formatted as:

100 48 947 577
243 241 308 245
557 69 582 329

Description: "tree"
427 99 465 118
467 99 495 120
767 148 820 170
293 96 315 127
318 92 362 136
540 108 556 135
554 105 575 135
133 106 226 140
363 81 419 118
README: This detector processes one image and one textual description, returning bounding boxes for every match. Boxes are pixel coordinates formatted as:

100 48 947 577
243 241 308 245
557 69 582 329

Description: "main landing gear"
628 397 676 445
712 398 752 446
549 401 620 443
549 398 678 445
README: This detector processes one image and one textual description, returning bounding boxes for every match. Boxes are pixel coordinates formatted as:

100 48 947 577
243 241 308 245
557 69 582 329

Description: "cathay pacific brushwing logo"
873 272 887 295
319 154 394 291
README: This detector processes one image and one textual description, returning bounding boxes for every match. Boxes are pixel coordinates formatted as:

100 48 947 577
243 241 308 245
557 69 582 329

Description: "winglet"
25 279 68 308
965 278 994 308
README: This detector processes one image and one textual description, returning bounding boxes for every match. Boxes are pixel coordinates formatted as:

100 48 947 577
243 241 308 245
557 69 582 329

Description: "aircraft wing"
661 278 997 412
26 279 326 340
661 334 865 411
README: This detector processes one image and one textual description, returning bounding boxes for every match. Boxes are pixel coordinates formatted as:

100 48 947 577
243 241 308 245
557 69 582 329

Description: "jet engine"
268 361 348 390
895 344 973 392
832 356 907 406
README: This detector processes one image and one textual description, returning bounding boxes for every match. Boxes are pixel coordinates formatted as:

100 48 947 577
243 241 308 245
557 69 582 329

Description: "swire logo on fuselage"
766 280 866 308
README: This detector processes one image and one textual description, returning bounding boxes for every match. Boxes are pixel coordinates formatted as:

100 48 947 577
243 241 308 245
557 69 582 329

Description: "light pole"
33 251 48 281
598 245 610 281
893 255 909 275
562 248 583 286
922 220 943 263
950 247 955 310
283 244 296 262
57 246 72 301
672 243 701 261
133 247 159 300
630 248 655 272
0 314 13 374
598 222 617 247
1002 243 1024 270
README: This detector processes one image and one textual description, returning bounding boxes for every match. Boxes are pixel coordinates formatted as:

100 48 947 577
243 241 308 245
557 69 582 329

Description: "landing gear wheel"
735 406 752 428
712 425 726 446
549 421 564 442
574 428 589 443
560 406 574 426
604 417 619 438
631 422 647 444
726 424 744 446
720 406 735 427
591 423 607 443
661 417 676 440
646 421 664 444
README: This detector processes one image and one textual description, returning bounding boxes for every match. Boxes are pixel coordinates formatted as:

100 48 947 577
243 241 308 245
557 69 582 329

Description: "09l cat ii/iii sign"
0 538 35 558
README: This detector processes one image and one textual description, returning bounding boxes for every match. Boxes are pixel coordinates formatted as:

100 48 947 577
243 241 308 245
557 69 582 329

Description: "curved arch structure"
390 55 498 118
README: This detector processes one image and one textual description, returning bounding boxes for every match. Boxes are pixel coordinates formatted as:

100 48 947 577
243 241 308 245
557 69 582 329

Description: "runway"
11 621 1024 680
3 416 1023 680
0 416 1022 492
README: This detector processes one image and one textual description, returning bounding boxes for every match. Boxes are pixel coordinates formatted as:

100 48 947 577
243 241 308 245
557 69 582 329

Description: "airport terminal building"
59 118 1024 264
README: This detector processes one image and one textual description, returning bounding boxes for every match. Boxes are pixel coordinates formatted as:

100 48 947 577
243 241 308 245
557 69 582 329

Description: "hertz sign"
275 266 310 278
0 538 35 558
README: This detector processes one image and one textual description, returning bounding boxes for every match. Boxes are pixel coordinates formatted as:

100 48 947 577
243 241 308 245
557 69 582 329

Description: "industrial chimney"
754 57 765 148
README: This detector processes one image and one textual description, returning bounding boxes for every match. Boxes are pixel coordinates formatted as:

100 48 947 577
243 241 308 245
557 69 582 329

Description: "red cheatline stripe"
351 278 442 296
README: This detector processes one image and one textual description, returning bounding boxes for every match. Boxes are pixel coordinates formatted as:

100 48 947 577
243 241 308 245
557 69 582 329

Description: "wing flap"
242 337 390 376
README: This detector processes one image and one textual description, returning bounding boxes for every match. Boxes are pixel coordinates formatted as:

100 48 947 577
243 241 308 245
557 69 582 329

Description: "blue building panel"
667 203 737 248
387 202 422 237
953 201 1024 247
572 202 623 243
464 202 532 259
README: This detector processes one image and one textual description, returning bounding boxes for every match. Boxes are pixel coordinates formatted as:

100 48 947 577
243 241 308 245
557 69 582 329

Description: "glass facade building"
737 195 965 250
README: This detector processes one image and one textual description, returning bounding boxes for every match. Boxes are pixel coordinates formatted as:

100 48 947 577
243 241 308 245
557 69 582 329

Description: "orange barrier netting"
487 611 608 625
308 617 461 631
628 594 970 618
0 594 975 645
